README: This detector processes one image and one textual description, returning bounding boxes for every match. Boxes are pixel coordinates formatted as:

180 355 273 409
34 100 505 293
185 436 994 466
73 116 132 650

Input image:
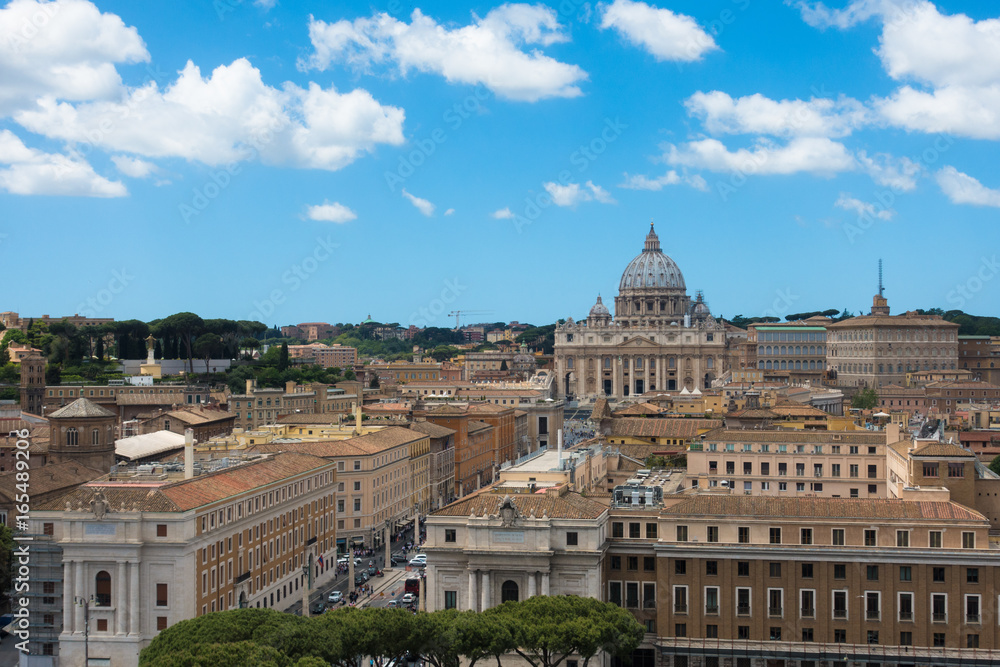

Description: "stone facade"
555 224 732 400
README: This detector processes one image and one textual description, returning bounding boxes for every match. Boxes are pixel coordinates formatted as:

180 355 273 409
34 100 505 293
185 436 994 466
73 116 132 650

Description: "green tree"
95 336 105 360
45 364 61 385
644 454 667 468
162 312 205 372
278 343 290 372
851 387 879 410
240 337 261 360
989 456 1000 476
194 333 223 372
369 374 380 389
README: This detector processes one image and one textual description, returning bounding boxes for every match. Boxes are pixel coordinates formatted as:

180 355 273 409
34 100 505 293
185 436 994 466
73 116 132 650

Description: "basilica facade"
554 224 732 401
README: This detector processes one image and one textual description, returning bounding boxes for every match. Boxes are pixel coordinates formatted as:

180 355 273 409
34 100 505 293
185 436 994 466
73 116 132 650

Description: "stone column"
128 561 139 635
384 525 391 570
468 570 477 611
527 571 537 598
63 560 74 633
414 511 420 546
74 561 84 633
481 571 490 610
116 561 127 634
612 358 621 399
541 572 550 596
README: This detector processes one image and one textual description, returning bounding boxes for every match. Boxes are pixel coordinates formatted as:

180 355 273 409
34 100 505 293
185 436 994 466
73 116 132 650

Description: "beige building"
288 342 357 368
27 452 338 666
251 426 429 550
555 224 733 400
827 295 959 388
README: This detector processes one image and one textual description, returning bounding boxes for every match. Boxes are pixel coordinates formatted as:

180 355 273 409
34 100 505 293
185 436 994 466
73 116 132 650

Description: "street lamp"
74 596 93 666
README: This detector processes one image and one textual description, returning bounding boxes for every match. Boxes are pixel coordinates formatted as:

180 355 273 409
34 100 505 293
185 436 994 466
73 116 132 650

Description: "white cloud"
491 207 514 219
303 5 587 102
790 0 898 30
620 170 708 191
543 180 615 207
936 166 1000 207
254 0 277 8
306 200 357 223
0 0 149 114
665 137 855 175
402 188 435 216
876 85 1000 139
685 91 869 138
14 58 405 170
835 192 895 220
111 154 157 178
444 208 454 216
856 151 921 191
599 0 717 62
0 129 125 197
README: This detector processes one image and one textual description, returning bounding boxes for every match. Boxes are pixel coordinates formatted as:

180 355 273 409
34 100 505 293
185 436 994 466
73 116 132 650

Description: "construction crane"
447 310 493 329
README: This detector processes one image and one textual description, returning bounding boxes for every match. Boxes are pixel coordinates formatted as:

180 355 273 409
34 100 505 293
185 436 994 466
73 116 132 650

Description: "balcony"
705 604 719 615
933 612 947 623
801 607 815 618
899 611 913 621
768 606 783 617
967 613 981 624
736 604 751 616
866 610 880 621
674 604 688 614
833 609 847 619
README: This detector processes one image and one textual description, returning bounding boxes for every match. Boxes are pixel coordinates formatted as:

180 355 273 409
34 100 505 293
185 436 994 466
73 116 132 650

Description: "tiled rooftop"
664 495 986 522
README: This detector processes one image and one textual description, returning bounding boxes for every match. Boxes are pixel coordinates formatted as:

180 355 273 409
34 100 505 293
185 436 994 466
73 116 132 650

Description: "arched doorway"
501 580 519 603
238 591 248 609
95 571 111 606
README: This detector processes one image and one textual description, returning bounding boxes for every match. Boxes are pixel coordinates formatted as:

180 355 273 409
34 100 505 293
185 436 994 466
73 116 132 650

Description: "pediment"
616 336 659 349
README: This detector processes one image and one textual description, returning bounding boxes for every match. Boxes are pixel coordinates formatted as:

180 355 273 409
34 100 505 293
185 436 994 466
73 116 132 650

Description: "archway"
95 570 111 606
501 580 519 603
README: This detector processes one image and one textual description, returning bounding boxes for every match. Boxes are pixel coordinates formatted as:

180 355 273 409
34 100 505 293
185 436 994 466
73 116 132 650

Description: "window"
849 464 859 478
95 571 111 606
445 529 457 543
802 628 814 642
156 616 168 631
831 463 840 477
933 633 946 647
801 563 813 578
864 529 877 546
865 591 880 620
899 593 913 621
963 532 976 549
832 528 845 546
156 524 167 537
444 591 457 609
737 561 750 577
899 631 912 645
923 462 939 477
643 583 656 609
705 560 718 576
929 530 942 548
800 528 812 545
738 625 750 640
736 587 751 615
800 589 815 618
932 593 947 622
675 525 687 542
629 523 641 539
353 481 361 491
899 566 911 582
933 567 945 583
867 565 879 581
674 623 686 638
625 582 639 608
768 589 783 617
566 532 578 546
769 527 781 544
643 556 655 572
833 590 847 619
705 586 720 614
43 523 54 536
673 586 688 613
968 634 980 648
949 462 965 477
705 624 718 639
965 594 980 623
769 627 781 641
867 464 877 478
646 522 657 539
896 530 909 547
835 629 846 643
609 582 622 606
769 562 781 577
627 556 638 571
707 526 719 543
867 630 879 645
156 583 168 607
674 560 686 575
967 568 979 584
738 526 750 543
612 522 624 538
868 484 877 494
610 556 622 571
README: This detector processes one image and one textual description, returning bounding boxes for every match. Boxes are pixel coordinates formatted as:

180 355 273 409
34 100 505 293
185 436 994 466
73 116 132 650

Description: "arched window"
501 580 519 603
706 358 714 369
92 429 100 446
604 357 611 369
66 428 78 446
96 571 111 606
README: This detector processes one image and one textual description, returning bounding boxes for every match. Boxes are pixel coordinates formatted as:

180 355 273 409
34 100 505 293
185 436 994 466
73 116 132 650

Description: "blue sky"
1 0 998 329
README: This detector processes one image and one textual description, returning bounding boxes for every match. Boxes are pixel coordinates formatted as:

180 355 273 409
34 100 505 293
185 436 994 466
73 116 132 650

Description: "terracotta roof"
613 402 665 416
467 403 515 415
926 381 1000 390
617 443 683 460
959 431 1000 443
427 404 467 416
664 495 986 522
148 407 234 425
728 407 781 419
608 418 722 439
276 414 343 425
433 490 607 520
36 452 332 513
910 442 975 457
703 429 885 444
826 314 959 328
769 403 831 418
252 426 427 458
409 421 456 439
591 397 611 421
47 398 115 419
456 389 542 397
116 394 183 406
468 420 493 434
0 461 104 500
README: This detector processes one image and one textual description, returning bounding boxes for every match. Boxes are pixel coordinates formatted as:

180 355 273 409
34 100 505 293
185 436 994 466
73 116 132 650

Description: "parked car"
328 590 343 604
311 602 327 615
408 558 426 568
401 593 416 604
386 600 398 608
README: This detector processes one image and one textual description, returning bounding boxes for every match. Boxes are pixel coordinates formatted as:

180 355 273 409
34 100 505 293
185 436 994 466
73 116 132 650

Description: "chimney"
285 380 296 394
245 379 254 395
184 428 195 479
356 405 362 432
